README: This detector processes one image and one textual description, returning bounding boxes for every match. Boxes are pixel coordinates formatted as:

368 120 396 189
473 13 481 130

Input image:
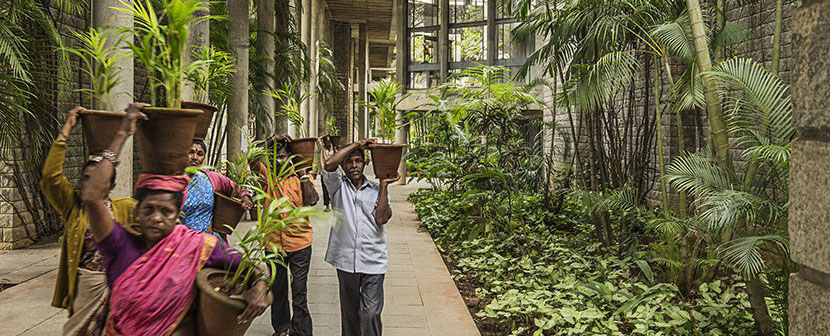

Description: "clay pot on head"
181 101 217 140
195 268 253 336
212 192 245 234
287 137 317 170
135 107 202 174
367 143 406 180
79 109 127 155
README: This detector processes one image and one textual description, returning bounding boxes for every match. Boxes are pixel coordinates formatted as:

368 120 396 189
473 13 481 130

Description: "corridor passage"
0 179 480 336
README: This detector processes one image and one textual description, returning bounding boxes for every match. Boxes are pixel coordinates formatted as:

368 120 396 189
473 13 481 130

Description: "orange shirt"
259 163 312 253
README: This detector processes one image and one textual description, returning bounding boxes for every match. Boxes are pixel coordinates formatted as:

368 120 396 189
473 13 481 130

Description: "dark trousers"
271 246 313 335
336 270 385 336
321 177 331 206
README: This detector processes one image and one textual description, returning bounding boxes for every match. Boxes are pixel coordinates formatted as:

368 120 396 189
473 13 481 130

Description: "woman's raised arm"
82 103 148 241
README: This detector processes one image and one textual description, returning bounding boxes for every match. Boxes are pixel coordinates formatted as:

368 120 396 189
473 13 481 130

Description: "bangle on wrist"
101 150 120 165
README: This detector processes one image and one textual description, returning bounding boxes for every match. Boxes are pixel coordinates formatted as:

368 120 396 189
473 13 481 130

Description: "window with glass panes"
404 0 528 89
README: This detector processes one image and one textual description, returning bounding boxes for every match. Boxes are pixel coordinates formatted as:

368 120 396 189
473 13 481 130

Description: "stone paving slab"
0 179 480 336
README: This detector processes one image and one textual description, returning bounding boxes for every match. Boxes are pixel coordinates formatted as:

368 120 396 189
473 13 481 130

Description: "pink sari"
105 225 217 336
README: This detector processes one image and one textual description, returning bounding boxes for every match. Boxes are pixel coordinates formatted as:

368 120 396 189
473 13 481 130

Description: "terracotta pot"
79 109 126 155
248 207 258 221
368 143 406 180
195 268 252 336
287 137 317 170
212 192 245 234
181 101 217 140
135 107 202 174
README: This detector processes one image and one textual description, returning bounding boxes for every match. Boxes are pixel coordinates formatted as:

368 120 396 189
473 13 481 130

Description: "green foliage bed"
411 189 755 336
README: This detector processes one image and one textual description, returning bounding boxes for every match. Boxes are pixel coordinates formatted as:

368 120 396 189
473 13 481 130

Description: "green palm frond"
651 14 696 63
669 64 704 112
697 189 777 232
707 57 794 147
564 50 639 113
713 21 748 50
0 21 31 81
665 151 733 199
719 234 789 279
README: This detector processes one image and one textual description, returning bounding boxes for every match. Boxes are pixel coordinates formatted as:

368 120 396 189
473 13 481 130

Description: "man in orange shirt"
261 135 319 336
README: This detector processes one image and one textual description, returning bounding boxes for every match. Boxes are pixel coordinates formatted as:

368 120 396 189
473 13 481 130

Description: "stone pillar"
357 23 368 140
395 108 408 185
308 0 320 138
438 0 449 81
255 0 275 139
182 0 210 102
789 1 830 334
297 0 312 138
227 0 249 156
332 21 352 144
95 0 133 198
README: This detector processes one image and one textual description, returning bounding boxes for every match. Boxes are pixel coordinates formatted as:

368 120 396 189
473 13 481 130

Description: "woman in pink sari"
81 103 271 335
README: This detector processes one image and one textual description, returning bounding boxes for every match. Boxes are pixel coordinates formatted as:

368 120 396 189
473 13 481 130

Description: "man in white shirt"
321 139 398 336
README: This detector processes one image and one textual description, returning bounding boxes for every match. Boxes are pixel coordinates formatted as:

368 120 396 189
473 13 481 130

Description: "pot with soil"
367 143 406 180
79 109 127 155
135 107 203 174
212 192 245 234
181 101 217 140
195 268 253 336
287 137 317 170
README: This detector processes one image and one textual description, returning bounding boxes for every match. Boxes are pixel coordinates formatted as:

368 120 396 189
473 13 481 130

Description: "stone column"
227 0 249 156
789 0 830 334
438 0 449 81
94 0 133 198
255 0 275 139
357 23 368 139
395 108 408 185
182 0 210 102
297 0 312 138
308 0 320 138
332 21 352 144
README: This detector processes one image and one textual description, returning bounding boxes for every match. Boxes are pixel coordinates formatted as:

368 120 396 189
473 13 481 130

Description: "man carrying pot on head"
259 134 319 336
322 139 398 336
182 139 253 239
40 106 137 336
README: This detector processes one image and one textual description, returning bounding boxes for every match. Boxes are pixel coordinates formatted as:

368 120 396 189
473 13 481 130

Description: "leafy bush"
411 189 755 335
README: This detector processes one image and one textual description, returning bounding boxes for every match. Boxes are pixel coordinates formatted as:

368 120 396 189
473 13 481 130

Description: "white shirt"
322 166 390 274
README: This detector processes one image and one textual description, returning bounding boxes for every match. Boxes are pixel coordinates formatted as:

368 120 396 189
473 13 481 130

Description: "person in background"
322 139 398 336
259 134 319 336
318 135 337 212
182 139 253 238
82 103 271 335
40 105 136 336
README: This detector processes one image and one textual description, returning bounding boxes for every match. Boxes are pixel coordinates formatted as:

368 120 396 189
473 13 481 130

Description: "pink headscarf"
133 174 190 194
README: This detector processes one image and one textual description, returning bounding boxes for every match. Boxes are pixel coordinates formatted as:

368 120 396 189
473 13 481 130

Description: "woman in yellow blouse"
40 106 136 336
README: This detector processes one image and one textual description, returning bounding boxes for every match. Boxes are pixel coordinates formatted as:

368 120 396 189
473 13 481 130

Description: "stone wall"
788 0 830 332
0 7 91 249
545 0 796 204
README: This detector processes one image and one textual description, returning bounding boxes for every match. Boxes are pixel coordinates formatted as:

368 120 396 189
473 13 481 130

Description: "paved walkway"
0 179 480 336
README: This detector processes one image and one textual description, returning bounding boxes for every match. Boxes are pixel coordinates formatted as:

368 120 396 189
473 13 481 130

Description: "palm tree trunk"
227 0 250 155
746 277 775 336
686 0 730 166
655 58 669 214
771 0 784 75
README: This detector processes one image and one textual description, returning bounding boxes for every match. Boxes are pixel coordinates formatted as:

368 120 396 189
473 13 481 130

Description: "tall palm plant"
0 0 83 237
666 58 793 335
